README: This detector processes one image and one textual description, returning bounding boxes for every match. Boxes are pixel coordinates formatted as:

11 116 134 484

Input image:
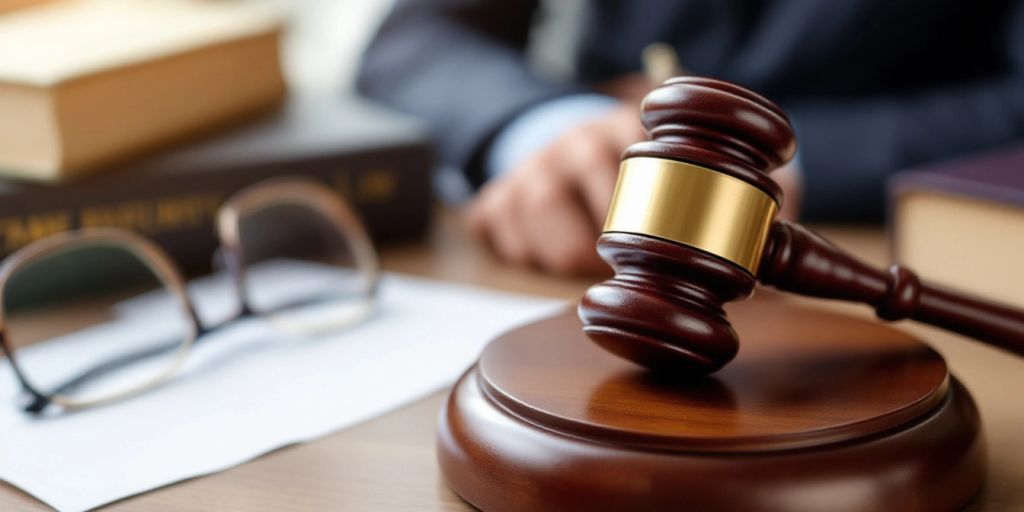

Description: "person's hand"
467 104 645 275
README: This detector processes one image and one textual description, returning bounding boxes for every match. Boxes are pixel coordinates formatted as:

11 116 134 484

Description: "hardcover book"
0 0 286 180
0 93 434 273
889 144 1024 308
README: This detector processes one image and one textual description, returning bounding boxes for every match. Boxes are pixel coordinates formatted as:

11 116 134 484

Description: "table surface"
2 210 1023 511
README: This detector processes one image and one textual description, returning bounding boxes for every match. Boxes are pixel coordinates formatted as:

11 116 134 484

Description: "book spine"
0 143 433 273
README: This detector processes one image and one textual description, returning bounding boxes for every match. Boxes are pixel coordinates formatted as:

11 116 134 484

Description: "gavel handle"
759 221 1024 356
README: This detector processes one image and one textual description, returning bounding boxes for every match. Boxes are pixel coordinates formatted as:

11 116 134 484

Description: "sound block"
437 296 985 512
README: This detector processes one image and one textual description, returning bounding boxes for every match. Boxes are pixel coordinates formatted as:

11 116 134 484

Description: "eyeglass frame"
0 178 380 414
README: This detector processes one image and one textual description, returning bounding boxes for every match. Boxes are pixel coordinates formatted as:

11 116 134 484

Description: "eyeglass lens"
236 200 375 334
4 243 193 409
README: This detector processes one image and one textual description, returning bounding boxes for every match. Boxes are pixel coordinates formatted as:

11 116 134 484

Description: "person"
357 0 1024 275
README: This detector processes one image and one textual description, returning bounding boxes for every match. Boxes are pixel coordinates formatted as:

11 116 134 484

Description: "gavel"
578 76 1024 374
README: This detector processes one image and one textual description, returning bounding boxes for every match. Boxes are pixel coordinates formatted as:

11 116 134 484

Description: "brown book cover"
0 93 434 273
0 0 288 180
888 143 1024 308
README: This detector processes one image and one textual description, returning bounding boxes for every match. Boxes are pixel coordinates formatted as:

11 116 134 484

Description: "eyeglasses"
0 178 379 414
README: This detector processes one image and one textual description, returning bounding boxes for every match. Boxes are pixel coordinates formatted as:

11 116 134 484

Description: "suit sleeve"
788 3 1024 221
356 0 572 186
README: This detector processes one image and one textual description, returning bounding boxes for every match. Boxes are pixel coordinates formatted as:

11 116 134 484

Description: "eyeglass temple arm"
24 328 213 414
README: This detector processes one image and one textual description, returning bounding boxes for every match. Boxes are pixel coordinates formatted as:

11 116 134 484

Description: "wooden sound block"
437 296 985 512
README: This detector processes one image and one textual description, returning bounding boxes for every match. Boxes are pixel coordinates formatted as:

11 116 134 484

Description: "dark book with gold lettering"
0 93 433 272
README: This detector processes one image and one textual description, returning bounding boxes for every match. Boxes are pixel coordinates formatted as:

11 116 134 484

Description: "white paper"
0 264 564 511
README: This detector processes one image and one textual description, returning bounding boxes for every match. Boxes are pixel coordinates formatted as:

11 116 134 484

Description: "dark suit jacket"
357 0 1024 220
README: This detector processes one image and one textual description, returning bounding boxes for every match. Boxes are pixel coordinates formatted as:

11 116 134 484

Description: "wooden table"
2 210 1023 511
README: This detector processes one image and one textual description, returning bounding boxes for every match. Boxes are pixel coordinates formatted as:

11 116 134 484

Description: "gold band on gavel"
603 157 778 274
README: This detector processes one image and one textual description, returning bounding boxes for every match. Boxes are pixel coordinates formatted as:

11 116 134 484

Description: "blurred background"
253 0 391 96
0 0 1022 302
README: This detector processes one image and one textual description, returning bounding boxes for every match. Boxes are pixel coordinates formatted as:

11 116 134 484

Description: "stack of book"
0 0 434 272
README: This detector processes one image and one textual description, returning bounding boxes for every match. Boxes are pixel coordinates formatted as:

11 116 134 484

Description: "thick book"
0 0 286 181
889 144 1024 309
0 93 434 273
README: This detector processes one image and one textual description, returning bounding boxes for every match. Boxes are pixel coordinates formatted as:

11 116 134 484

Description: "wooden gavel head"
580 77 1024 373
578 76 797 375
